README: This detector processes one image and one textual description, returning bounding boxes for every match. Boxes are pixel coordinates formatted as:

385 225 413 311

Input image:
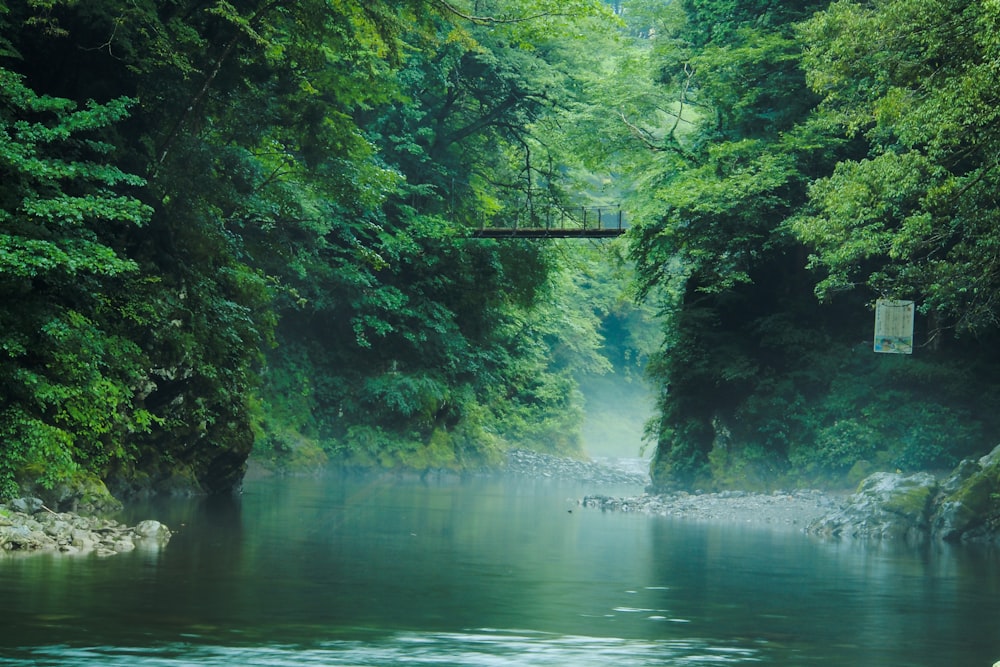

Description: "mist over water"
579 373 654 461
2 472 1000 666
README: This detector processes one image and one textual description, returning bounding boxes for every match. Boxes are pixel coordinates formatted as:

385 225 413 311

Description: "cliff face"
808 444 1000 543
932 445 1000 541
17 419 252 510
102 415 254 500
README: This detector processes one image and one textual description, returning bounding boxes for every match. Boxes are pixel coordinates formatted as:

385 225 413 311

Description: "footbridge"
471 205 626 238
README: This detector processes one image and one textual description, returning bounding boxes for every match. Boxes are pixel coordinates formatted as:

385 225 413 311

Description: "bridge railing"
474 205 626 237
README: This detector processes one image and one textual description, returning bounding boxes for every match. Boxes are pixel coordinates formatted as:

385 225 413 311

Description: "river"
1 470 999 666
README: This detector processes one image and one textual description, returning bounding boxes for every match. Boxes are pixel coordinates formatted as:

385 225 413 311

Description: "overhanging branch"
433 0 579 25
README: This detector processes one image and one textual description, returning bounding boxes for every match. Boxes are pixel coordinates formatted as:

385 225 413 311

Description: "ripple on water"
13 631 762 666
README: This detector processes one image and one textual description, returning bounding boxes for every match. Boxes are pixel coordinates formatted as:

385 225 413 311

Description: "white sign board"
874 299 914 354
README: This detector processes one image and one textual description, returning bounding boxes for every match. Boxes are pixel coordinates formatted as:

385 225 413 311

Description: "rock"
134 519 171 542
11 497 44 514
50 472 124 514
807 472 937 541
0 502 171 555
17 473 122 514
155 467 207 497
933 499 975 541
113 538 136 553
979 443 1000 469
44 520 70 537
938 458 980 497
807 446 1000 543
1 525 34 550
930 445 1000 542
70 529 96 550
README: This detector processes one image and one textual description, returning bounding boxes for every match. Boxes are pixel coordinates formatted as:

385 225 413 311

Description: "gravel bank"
502 448 649 486
502 448 843 527
581 489 843 528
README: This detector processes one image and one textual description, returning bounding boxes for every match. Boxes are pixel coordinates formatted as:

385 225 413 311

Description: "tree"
257 0 627 469
622 0 838 487
1 0 445 496
795 0 1000 334
626 0 1000 489
0 65 153 497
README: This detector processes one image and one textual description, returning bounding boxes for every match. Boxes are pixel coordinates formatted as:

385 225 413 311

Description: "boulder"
980 443 1000 469
10 497 44 514
809 444 1000 543
134 519 171 542
808 472 937 541
17 472 122 514
930 444 1000 542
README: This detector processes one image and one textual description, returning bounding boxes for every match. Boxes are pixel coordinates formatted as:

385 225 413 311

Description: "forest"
2 0 1000 501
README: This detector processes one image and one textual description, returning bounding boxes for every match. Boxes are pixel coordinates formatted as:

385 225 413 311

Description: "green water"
1 471 999 666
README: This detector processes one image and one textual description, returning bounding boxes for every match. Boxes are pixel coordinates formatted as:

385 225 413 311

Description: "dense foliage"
0 0 635 500
5 0 1000 501
625 0 1000 489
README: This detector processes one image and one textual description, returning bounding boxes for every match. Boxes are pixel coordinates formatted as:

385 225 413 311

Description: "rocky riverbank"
501 448 842 526
502 448 650 486
807 444 1000 543
569 443 1000 543
500 449 840 526
0 498 171 556
581 488 840 527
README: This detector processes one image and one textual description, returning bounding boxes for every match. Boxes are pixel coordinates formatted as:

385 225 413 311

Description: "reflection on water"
2 471 1000 666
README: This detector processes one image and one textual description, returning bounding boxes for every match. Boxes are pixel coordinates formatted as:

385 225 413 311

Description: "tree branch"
433 0 580 25
618 110 664 151
154 0 285 171
669 62 694 140
439 94 523 146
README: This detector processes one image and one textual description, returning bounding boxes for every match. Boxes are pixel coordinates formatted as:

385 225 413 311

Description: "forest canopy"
627 0 1000 489
2 0 1000 501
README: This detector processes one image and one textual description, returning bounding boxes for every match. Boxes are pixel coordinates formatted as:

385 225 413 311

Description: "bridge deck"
471 205 626 239
471 227 625 239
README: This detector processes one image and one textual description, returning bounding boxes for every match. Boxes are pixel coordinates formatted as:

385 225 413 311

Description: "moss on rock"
932 444 1000 541
17 469 122 514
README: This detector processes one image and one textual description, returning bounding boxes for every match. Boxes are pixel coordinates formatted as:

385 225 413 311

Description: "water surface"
1 471 999 665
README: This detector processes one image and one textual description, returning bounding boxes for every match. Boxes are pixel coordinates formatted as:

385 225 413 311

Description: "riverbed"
1 469 999 666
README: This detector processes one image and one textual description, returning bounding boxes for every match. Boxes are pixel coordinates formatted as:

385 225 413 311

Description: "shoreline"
0 500 171 556
1 449 840 556
580 489 843 528
503 448 845 528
